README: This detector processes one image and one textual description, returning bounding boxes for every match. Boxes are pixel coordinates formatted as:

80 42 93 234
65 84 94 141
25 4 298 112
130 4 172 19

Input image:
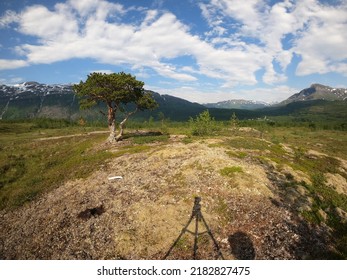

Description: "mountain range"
204 84 347 109
204 99 269 110
0 82 205 121
0 82 346 121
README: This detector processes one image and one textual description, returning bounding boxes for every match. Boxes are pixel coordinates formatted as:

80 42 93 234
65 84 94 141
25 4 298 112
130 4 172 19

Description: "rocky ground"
0 134 346 259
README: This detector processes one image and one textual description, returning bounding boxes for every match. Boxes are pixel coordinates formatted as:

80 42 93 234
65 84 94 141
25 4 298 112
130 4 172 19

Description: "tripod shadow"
228 231 256 260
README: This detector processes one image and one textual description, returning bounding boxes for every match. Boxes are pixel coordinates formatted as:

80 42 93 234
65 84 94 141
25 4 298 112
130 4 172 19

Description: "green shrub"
189 110 218 136
33 118 75 129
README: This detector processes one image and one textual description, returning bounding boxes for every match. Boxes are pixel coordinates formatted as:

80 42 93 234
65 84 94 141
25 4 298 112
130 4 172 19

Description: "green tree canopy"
73 72 158 142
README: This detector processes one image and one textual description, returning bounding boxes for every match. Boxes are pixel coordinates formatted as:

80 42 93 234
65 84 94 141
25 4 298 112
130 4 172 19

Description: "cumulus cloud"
0 0 346 90
0 76 24 85
67 0 124 20
0 10 19 27
148 83 299 104
0 1 265 84
294 1 347 76
200 0 347 79
0 59 28 70
18 5 78 39
3 3 200 81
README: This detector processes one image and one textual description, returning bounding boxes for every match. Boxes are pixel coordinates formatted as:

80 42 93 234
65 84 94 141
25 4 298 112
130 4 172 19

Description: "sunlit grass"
0 123 113 210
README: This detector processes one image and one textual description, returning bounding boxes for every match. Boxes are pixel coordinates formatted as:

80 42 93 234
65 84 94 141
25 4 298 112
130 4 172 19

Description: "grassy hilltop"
0 116 346 259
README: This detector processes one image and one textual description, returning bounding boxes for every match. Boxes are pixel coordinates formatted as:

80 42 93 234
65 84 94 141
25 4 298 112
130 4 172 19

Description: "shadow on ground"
228 231 255 260
264 162 345 259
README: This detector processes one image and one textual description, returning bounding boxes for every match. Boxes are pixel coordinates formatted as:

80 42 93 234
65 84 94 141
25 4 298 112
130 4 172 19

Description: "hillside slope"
1 129 346 259
1 82 347 123
281 84 347 105
258 99 347 120
0 82 205 121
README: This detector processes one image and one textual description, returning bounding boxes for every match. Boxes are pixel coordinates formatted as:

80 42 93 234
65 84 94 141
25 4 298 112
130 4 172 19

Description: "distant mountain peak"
2 81 72 93
281 84 347 105
0 82 206 121
310 83 327 88
204 99 269 110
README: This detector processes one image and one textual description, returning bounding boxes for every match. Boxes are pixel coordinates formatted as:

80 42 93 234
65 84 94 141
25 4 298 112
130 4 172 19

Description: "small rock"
335 207 347 221
318 209 327 221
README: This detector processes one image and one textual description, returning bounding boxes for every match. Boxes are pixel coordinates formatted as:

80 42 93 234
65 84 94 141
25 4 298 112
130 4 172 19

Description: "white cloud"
67 0 124 19
18 5 78 39
0 10 19 28
148 83 299 104
68 0 102 17
134 67 152 79
330 63 347 77
0 76 24 85
0 59 28 70
294 1 347 76
141 9 159 27
151 63 198 82
262 64 287 84
4 2 265 85
200 0 347 80
236 85 300 103
1 0 346 96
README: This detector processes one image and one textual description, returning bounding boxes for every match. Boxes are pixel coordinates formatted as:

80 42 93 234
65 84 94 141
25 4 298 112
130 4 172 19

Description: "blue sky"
0 0 346 103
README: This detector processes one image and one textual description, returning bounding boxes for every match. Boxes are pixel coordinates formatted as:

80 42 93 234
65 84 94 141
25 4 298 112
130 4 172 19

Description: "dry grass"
1 124 346 259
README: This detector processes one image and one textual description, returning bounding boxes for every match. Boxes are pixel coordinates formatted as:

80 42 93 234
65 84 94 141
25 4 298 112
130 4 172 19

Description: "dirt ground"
0 136 343 259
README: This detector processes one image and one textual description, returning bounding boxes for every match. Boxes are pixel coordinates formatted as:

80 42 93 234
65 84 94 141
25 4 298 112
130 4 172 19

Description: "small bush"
301 210 324 225
189 110 218 136
33 118 75 129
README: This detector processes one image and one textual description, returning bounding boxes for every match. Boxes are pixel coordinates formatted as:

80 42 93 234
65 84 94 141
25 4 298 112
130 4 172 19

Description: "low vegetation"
189 110 219 136
0 111 346 259
0 123 112 209
219 166 243 177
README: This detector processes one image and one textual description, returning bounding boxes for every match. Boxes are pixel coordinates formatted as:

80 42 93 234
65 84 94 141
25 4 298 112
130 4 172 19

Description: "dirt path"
0 137 338 259
36 130 109 141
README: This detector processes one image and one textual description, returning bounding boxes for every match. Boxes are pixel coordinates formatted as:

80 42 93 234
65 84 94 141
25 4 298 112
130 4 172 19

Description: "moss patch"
219 166 243 177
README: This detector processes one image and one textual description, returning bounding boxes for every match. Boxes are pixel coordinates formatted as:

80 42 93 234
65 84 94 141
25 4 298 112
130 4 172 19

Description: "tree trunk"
115 118 127 142
115 108 138 141
107 104 117 143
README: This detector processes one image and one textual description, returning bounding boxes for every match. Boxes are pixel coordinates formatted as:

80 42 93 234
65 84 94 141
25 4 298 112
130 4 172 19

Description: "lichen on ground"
0 134 346 259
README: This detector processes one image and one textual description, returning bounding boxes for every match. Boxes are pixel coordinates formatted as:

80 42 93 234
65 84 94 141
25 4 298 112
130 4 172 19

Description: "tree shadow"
123 130 163 139
228 231 255 260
